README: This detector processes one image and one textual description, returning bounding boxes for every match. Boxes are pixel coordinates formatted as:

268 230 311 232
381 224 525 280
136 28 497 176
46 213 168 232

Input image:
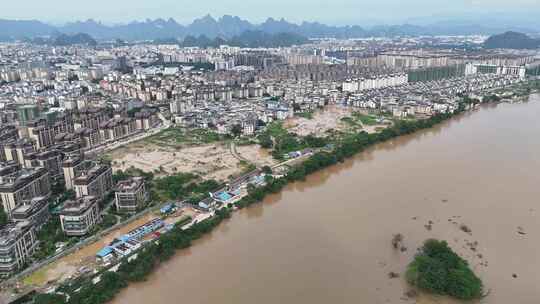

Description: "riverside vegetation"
32 95 497 304
34 208 232 304
406 239 483 300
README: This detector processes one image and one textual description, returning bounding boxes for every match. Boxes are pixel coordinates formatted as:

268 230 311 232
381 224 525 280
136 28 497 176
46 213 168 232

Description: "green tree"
231 124 243 137
257 133 273 149
406 239 483 300
262 166 273 174
34 293 67 304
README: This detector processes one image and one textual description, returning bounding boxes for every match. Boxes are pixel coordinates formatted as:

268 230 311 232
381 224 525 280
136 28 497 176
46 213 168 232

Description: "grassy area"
259 122 330 160
340 116 359 127
341 113 381 129
261 121 331 160
152 172 222 204
143 127 224 148
236 137 258 146
166 215 192 227
296 111 314 119
352 112 379 126
23 266 49 286
265 121 289 138
238 160 257 174
263 122 305 159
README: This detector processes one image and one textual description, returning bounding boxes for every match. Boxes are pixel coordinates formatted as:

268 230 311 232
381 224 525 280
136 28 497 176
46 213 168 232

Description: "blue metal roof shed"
97 247 113 258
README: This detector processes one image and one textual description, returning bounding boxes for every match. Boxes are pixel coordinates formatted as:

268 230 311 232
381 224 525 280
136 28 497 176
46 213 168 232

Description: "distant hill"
484 31 540 49
53 33 97 46
172 31 309 48
0 19 56 39
25 33 98 46
228 31 309 48
1 15 540 41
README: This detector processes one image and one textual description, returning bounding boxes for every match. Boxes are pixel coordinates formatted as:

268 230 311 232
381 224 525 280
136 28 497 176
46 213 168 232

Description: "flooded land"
112 95 540 304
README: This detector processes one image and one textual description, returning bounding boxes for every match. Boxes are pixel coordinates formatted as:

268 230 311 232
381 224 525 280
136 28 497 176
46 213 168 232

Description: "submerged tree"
406 239 483 300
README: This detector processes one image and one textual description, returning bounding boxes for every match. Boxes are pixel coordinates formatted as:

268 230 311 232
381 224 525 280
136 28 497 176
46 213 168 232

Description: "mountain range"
26 33 98 46
1 15 539 41
155 31 309 48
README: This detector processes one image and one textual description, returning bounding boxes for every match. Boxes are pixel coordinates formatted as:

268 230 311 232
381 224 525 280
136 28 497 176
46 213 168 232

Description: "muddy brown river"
113 94 540 304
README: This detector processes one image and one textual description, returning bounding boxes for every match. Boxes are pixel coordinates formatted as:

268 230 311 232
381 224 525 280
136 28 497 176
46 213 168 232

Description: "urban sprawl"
0 35 539 302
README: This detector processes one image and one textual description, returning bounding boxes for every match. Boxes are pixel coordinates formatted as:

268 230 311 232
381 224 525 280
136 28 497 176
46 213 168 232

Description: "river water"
113 94 540 304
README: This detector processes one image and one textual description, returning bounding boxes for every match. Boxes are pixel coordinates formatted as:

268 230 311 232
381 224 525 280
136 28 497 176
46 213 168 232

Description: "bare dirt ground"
235 145 277 168
23 213 158 287
362 124 388 134
109 142 242 182
284 105 389 136
107 124 279 181
105 106 388 181
22 208 201 289
284 105 354 137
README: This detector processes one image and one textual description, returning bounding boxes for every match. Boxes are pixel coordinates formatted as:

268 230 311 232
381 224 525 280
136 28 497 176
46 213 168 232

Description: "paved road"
270 152 314 170
229 141 250 163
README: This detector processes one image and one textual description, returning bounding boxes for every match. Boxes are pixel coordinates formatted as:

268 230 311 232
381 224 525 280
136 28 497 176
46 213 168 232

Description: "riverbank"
108 94 540 304
32 87 540 304
30 94 486 304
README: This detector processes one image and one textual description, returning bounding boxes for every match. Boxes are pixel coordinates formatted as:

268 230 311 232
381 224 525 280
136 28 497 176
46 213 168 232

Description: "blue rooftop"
119 235 132 242
216 192 233 201
97 247 113 258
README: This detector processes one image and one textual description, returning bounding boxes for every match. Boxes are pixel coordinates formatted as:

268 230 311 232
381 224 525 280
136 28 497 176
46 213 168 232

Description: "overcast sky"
2 0 539 25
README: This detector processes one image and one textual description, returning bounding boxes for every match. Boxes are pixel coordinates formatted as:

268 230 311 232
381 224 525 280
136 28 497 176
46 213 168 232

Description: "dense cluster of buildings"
0 35 537 278
345 74 523 117
0 104 155 277
0 150 149 276
342 73 408 92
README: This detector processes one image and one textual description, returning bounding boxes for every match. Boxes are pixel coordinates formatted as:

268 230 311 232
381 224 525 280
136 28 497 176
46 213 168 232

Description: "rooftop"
59 196 97 215
0 221 32 247
116 177 144 193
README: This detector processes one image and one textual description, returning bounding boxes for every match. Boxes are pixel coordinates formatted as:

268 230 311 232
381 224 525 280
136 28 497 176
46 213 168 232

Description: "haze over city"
2 0 540 26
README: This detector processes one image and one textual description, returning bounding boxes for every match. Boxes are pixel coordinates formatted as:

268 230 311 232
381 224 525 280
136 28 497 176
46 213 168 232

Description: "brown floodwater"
113 95 540 304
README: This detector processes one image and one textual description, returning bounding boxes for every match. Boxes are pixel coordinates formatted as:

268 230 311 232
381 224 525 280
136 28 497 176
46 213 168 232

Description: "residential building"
62 157 84 190
0 221 38 276
35 150 63 179
115 177 147 213
134 110 160 130
73 164 113 200
26 114 74 150
59 196 100 236
2 140 35 168
0 165 50 216
11 196 50 229
99 117 137 143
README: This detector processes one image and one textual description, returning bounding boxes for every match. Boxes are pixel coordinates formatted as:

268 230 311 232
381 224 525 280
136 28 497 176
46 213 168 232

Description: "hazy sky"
2 0 539 25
